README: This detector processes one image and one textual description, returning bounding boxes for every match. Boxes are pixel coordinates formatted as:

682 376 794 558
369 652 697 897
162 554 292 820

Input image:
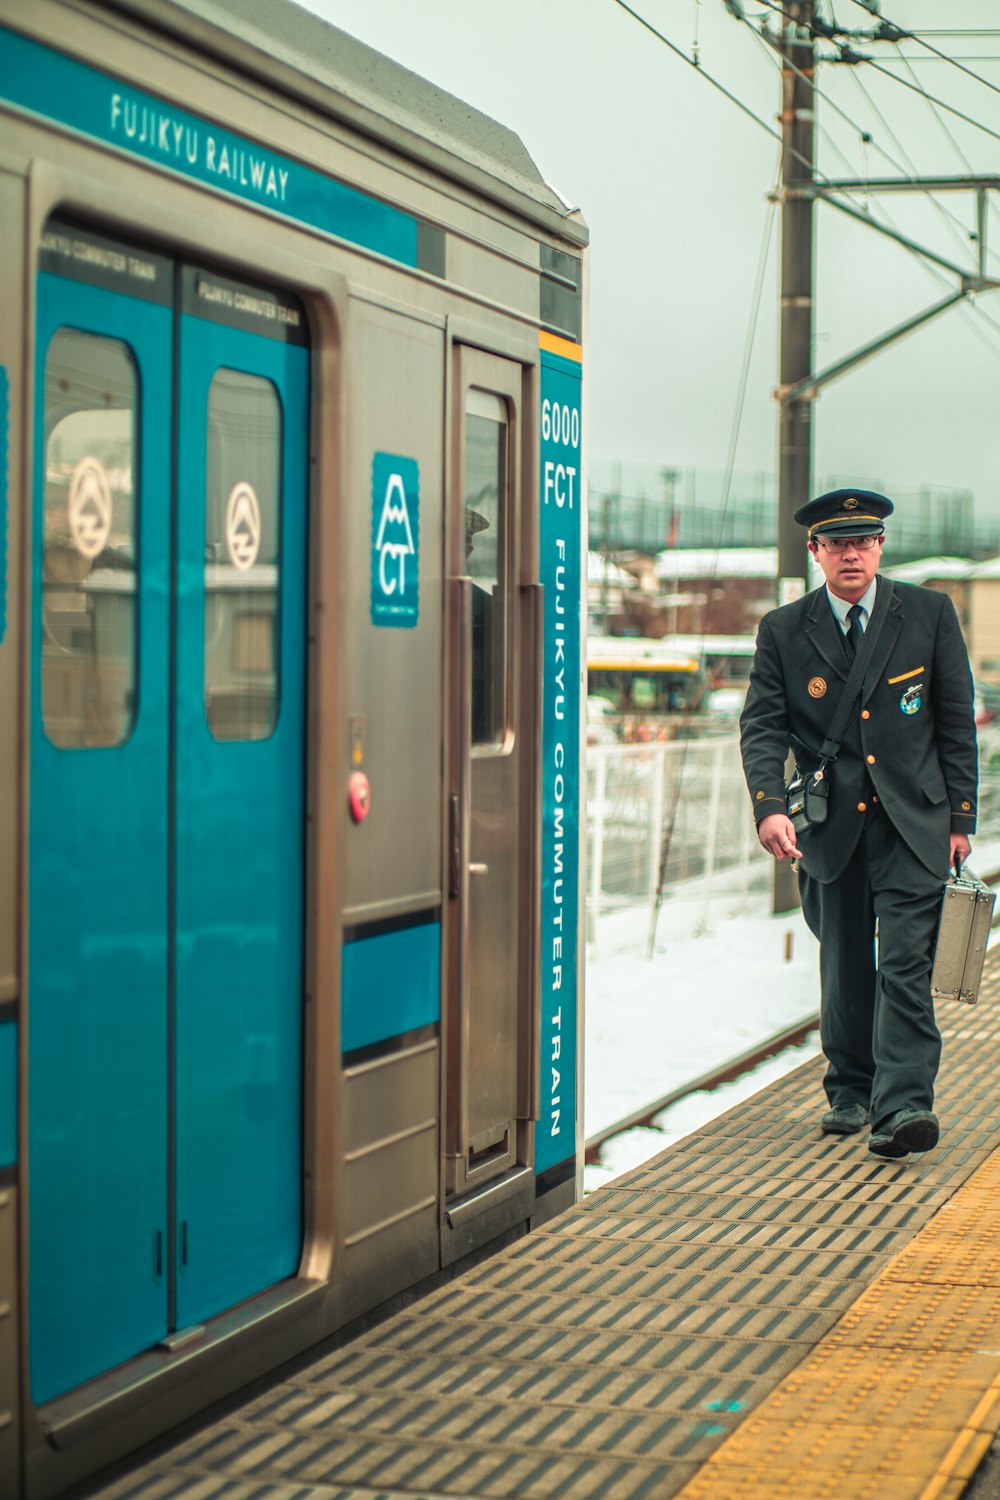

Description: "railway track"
585 860 1000 1168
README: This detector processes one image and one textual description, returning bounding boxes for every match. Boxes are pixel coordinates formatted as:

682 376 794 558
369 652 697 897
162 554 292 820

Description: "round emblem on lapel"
900 683 923 716
808 676 827 698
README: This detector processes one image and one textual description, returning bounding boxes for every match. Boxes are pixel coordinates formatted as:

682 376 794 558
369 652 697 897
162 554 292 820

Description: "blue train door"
173 266 308 1327
29 225 174 1403
28 223 308 1403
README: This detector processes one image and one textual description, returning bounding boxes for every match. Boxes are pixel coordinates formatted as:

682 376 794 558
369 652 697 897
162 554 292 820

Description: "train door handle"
469 862 488 876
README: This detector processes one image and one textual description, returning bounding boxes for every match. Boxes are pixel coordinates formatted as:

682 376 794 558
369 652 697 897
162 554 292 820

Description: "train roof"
104 0 588 247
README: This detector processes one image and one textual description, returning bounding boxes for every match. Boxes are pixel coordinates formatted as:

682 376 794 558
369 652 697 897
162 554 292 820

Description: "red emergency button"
349 771 371 822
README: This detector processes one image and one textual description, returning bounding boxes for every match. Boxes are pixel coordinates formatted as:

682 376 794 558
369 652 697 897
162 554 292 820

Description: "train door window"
41 330 137 747
465 389 508 748
204 369 282 741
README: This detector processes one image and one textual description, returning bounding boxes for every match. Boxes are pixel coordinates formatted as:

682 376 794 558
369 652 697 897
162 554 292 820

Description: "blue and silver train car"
0 1 587 1491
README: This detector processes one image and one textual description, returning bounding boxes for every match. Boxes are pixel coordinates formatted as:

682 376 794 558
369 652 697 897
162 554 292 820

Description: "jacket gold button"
861 710 871 720
857 802 867 812
867 754 876 764
962 800 971 810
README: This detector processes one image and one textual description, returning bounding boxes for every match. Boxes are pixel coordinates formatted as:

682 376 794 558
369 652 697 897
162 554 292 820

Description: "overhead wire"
892 42 1000 190
860 59 1000 145
844 69 1000 360
895 26 1000 98
888 41 1000 276
738 7 1000 354
753 0 1000 105
610 0 820 182
743 10 1000 288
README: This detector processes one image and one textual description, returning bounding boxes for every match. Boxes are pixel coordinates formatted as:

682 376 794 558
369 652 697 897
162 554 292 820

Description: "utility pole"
774 0 815 914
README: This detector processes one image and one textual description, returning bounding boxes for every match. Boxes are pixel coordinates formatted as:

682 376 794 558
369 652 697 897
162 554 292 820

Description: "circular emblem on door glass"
67 455 113 559
225 481 262 570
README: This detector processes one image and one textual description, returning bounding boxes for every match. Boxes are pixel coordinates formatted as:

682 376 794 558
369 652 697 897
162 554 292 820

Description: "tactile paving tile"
671 1151 1000 1500
91 956 1000 1500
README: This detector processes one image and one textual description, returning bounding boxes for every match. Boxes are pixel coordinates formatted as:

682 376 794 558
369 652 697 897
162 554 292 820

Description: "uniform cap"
794 488 893 538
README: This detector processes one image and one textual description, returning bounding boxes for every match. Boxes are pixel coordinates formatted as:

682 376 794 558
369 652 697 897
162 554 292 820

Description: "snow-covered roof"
883 556 974 583
656 634 758 657
655 548 777 580
588 552 634 587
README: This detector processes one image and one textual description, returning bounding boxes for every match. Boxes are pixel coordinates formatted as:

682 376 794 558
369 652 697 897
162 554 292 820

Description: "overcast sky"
301 0 1000 523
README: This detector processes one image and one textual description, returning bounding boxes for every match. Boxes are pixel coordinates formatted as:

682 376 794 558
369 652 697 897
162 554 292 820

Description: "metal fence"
586 730 1000 959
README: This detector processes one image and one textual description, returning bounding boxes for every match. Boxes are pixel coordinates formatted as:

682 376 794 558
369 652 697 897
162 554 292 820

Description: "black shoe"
868 1109 940 1159
821 1102 870 1135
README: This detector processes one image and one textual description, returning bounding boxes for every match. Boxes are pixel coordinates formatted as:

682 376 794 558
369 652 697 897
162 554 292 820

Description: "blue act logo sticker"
371 452 419 628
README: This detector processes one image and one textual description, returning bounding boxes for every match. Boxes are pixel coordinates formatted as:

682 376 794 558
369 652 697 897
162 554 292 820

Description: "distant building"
882 556 973 628
968 558 1000 686
654 547 778 637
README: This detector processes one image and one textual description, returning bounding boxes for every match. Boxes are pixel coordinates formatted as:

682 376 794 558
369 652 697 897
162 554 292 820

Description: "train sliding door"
445 348 535 1213
173 269 308 1328
28 231 173 1404
28 223 308 1403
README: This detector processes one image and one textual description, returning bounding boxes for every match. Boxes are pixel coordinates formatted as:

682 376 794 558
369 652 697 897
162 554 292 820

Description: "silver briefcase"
931 866 995 1006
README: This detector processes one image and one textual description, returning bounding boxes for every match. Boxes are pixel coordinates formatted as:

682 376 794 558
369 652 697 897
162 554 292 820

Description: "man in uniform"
740 489 977 1158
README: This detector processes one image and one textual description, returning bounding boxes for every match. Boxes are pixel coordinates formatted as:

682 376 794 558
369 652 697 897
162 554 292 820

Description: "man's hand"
758 813 803 862
950 833 972 873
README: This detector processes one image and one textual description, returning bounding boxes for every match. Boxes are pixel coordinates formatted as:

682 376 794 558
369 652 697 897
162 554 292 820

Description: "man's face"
809 533 883 603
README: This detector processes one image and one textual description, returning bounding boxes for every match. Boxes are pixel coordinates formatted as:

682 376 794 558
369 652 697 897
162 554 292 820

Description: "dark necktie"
845 603 864 659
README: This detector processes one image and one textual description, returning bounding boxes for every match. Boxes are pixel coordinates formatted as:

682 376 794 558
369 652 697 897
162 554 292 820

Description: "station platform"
90 952 1000 1500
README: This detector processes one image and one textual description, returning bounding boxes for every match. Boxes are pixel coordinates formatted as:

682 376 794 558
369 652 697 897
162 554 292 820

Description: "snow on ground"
583 837 1000 1191
585 872 821 1141
585 1032 822 1191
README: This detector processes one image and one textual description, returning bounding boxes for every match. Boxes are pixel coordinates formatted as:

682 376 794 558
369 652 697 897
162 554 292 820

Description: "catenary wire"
743 11 1000 289
742 10 1000 360
845 64 1000 277
890 41 1000 275
862 58 1000 145
611 0 821 182
844 72 1000 359
905 36 1000 96
738 10 1000 349
753 0 1000 102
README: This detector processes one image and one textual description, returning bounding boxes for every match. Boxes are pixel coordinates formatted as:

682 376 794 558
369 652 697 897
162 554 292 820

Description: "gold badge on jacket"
808 676 827 698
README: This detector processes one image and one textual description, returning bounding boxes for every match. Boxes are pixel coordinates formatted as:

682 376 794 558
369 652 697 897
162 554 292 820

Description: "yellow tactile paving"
673 1149 1000 1500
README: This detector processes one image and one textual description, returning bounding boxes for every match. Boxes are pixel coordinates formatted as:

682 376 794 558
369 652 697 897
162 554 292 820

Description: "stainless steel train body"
0 2 587 1491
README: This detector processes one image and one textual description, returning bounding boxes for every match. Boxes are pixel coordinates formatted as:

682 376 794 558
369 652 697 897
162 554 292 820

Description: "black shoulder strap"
818 578 894 764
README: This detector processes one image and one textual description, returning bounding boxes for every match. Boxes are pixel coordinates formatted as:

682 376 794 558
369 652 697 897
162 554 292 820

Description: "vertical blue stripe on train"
0 1022 15 1168
0 25 418 268
537 349 582 1175
0 366 6 642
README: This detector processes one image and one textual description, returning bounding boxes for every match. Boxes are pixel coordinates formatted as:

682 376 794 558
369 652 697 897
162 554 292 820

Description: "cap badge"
843 496 859 510
808 676 827 698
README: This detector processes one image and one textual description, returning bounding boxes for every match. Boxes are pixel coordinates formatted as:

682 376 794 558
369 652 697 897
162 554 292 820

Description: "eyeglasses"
813 535 880 553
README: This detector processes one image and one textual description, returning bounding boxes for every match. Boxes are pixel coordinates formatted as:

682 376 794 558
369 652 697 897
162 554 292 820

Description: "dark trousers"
798 808 945 1130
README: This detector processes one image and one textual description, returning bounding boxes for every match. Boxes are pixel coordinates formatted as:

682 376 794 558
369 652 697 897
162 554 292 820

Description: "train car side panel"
336 302 445 1317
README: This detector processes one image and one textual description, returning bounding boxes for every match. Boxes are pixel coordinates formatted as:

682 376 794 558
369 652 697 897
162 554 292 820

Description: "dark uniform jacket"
740 578 977 883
